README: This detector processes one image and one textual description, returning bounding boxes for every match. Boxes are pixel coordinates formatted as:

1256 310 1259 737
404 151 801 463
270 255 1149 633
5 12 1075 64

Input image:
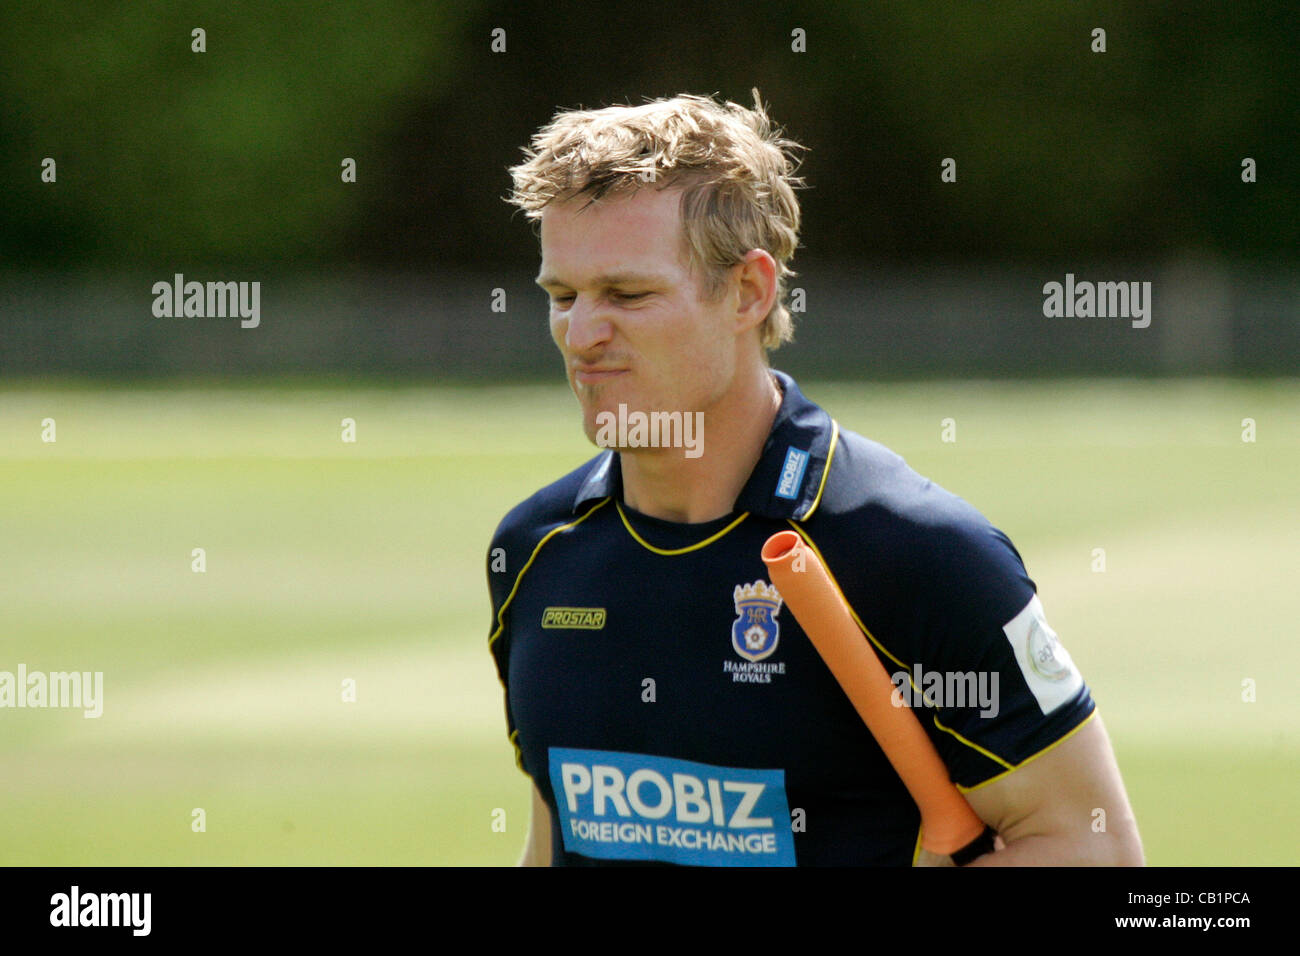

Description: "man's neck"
619 367 783 524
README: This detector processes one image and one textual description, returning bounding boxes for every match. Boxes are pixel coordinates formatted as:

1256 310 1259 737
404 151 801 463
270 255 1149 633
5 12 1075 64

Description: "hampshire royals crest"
731 580 783 662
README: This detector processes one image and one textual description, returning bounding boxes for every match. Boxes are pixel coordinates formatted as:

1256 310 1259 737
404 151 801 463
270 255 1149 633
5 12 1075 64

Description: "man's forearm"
964 830 1143 866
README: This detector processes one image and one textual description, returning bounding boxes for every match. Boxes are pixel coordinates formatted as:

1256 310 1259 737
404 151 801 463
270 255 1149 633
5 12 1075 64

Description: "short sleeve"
900 516 1096 789
486 526 523 770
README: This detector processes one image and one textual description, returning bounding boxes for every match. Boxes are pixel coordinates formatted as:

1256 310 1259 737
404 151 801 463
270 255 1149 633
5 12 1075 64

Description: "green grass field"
1 378 1297 865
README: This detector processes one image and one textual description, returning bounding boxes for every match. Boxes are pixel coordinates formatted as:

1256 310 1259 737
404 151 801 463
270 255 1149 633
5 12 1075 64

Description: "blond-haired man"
488 91 1142 867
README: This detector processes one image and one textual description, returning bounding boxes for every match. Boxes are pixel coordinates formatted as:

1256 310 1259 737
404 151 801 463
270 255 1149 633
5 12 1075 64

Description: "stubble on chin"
573 385 605 446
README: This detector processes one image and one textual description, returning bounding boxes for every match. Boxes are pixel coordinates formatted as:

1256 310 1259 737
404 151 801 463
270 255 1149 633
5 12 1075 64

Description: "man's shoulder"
816 424 981 530
809 423 1031 604
489 451 610 553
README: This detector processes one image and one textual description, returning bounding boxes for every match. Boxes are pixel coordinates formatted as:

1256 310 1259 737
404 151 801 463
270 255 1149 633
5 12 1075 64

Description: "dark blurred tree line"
1 0 1295 272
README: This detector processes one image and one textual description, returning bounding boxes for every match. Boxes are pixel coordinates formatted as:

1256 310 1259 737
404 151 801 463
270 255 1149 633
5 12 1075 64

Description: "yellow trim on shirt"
616 500 749 555
932 715 1016 771
783 522 910 672
488 497 611 775
783 520 1018 771
797 418 839 521
509 729 523 772
489 497 610 651
957 708 1098 794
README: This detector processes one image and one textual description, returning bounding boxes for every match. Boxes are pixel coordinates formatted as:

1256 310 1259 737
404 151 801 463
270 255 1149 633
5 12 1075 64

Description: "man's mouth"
574 366 627 386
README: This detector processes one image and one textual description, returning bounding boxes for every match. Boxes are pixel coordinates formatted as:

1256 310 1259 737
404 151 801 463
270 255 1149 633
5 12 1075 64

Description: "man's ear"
733 249 778 334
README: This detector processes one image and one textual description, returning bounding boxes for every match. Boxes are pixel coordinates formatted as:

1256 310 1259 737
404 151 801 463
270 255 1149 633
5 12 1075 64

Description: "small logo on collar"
775 447 809 501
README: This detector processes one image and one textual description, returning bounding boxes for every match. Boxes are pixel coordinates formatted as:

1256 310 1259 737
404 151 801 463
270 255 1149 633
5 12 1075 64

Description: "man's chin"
581 408 630 453
577 395 621 438
579 407 607 448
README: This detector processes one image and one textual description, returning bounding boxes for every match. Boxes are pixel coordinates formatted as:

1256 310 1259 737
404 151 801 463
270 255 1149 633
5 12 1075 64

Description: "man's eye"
549 292 646 307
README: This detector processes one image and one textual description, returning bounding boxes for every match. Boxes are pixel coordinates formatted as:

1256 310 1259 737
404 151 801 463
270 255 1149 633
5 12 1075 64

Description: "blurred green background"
2 0 1297 379
3 0 1296 270
0 1 1296 865
2 382 1296 864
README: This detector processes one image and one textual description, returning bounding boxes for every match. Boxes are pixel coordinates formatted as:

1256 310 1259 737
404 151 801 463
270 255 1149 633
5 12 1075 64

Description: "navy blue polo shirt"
486 370 1095 866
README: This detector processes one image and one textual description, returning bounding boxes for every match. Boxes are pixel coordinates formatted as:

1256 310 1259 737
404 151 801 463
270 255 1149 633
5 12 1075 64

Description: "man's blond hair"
506 89 806 351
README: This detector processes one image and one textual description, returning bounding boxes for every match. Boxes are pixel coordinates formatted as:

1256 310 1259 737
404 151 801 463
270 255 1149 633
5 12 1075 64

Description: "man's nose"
564 295 614 353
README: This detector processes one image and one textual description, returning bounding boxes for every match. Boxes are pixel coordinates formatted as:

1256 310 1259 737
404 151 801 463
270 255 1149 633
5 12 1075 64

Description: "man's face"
536 186 740 447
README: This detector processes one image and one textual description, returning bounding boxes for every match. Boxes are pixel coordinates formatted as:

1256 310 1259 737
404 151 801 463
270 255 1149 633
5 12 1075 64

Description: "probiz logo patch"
548 747 795 866
775 447 809 500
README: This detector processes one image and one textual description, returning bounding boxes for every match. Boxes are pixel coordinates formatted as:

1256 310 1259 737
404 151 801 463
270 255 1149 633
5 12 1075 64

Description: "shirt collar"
572 369 837 521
